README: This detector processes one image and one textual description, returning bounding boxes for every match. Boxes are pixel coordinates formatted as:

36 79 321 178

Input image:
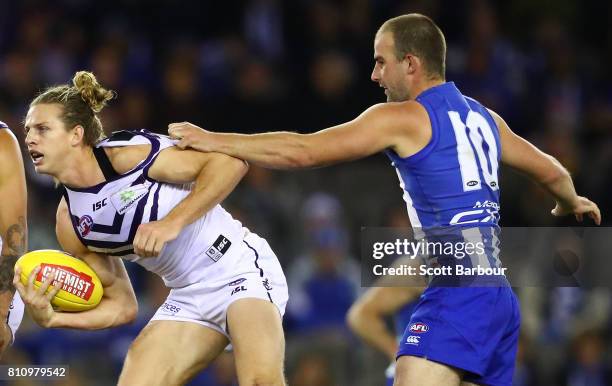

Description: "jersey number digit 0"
448 111 499 192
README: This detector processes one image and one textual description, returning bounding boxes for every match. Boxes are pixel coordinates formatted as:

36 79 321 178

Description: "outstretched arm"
491 109 601 224
168 102 429 169
0 128 27 353
128 147 248 257
13 198 138 330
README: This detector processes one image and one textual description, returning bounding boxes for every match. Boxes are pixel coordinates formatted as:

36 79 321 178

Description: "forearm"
0 215 26 298
537 156 578 205
213 132 313 169
48 298 136 330
163 158 248 229
347 309 398 359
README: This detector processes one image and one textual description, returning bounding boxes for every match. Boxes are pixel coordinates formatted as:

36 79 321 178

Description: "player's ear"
403 54 419 76
70 125 85 146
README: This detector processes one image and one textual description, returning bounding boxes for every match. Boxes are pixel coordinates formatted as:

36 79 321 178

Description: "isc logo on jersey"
409 322 429 334
206 235 232 262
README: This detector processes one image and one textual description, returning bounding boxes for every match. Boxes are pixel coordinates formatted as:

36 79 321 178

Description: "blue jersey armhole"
385 99 440 165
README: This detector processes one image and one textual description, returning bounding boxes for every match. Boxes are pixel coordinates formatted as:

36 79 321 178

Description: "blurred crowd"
1 0 611 385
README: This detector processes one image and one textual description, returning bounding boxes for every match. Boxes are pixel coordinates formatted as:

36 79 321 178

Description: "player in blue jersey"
168 13 601 386
0 122 27 358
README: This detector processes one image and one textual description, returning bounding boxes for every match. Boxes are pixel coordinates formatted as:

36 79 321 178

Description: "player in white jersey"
14 71 288 386
0 122 27 358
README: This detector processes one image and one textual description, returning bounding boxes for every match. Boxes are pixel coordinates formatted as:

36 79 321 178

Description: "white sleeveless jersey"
63 130 246 287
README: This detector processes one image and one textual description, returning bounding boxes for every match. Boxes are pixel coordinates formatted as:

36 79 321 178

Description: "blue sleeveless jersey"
386 82 504 274
389 84 519 385
386 82 501 229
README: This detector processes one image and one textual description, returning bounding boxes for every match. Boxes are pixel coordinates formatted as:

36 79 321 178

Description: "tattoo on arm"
1 216 26 293
6 216 26 256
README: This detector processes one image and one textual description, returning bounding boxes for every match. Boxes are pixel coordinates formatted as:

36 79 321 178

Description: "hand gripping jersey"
62 130 247 288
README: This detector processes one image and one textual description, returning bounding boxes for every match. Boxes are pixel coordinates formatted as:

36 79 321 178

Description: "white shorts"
7 292 24 344
150 232 288 339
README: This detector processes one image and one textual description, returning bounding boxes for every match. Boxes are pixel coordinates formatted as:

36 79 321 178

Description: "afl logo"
409 322 429 334
78 215 94 237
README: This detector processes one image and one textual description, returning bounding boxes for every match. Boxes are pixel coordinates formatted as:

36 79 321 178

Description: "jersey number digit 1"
448 111 499 192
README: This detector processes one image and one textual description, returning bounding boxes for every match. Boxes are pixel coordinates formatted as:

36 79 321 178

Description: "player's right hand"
551 196 601 225
13 266 59 328
168 122 215 152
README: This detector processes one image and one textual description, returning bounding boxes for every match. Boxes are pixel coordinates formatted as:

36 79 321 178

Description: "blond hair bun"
72 71 115 113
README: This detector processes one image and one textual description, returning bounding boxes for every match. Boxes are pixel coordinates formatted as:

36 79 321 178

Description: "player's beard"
386 85 410 102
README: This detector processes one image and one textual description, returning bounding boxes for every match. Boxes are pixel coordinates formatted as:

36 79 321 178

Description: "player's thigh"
227 298 285 385
118 320 229 386
394 355 462 386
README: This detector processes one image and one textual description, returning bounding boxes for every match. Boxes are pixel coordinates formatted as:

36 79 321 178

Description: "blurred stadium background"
1 0 611 385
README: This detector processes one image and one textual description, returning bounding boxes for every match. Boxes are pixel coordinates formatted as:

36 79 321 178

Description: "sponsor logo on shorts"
160 302 181 315
78 215 94 237
228 278 246 286
262 278 273 291
231 286 247 296
406 335 420 345
409 322 429 334
206 235 232 262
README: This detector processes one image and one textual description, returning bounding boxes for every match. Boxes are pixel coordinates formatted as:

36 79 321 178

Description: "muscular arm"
31 199 138 329
491 109 601 224
0 128 27 351
347 287 420 360
109 144 248 257
168 102 430 169
146 147 248 230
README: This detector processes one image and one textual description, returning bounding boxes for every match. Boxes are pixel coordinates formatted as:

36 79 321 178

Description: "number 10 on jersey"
448 111 499 192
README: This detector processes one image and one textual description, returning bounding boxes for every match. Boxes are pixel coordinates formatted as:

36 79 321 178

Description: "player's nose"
371 68 379 82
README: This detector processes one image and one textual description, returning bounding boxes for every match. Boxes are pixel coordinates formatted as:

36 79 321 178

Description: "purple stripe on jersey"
91 212 125 234
149 183 161 221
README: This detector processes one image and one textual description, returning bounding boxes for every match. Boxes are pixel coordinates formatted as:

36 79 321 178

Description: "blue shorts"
397 286 520 386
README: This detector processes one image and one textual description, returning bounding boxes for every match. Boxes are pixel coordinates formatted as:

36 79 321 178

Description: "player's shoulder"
366 101 429 127
0 124 20 157
98 130 153 174
0 121 8 130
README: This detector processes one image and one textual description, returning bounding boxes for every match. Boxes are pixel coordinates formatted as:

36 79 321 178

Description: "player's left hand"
552 196 602 225
168 122 215 152
13 266 59 328
133 219 182 258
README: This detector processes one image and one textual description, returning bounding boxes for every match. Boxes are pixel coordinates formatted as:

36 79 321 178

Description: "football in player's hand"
15 250 103 312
